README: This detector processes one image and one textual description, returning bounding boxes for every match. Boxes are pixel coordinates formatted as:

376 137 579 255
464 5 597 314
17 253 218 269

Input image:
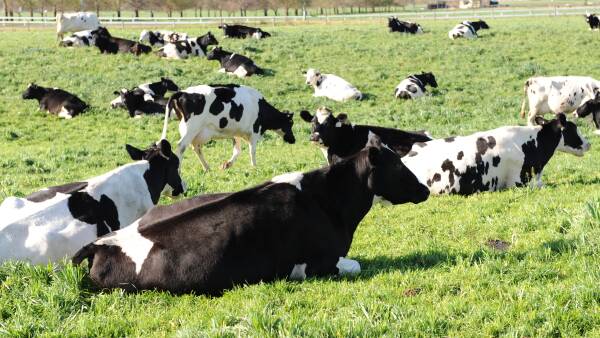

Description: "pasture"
0 16 599 336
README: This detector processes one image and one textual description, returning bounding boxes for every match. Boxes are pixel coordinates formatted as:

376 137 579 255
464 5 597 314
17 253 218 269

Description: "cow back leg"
191 139 210 171
248 135 259 167
221 137 242 170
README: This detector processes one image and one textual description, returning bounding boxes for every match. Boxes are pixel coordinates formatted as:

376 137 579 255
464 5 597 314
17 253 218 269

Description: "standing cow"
520 76 600 125
402 114 590 195
56 12 100 40
394 72 438 99
0 140 184 264
72 137 429 294
162 84 295 170
22 83 88 119
448 20 489 39
585 14 600 30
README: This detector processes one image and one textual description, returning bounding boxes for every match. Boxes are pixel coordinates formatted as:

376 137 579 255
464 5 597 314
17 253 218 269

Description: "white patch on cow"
289 263 307 280
252 31 262 39
271 172 303 191
233 66 248 78
335 121 342 127
95 220 153 274
395 77 426 99
316 108 331 124
143 94 154 102
58 107 72 119
336 257 361 275
110 96 122 108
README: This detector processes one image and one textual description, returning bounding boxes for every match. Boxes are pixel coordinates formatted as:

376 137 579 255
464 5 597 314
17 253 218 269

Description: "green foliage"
0 16 599 336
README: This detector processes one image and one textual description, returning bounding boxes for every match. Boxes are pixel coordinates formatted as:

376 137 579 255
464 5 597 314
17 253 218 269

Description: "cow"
157 32 219 59
110 77 179 109
56 12 100 40
388 17 423 34
574 93 600 135
161 84 295 170
0 140 184 264
300 107 432 163
206 47 264 78
22 83 88 119
94 27 151 56
519 76 600 125
114 89 166 118
218 24 271 39
394 72 438 99
448 20 489 39
58 27 103 47
139 30 189 48
585 13 600 30
304 68 363 102
72 136 430 294
402 114 590 195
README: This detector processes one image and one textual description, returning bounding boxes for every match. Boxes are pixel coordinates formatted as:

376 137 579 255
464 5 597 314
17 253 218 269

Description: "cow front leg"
527 110 538 126
191 141 210 171
533 170 544 189
221 138 241 169
299 256 361 280
248 135 259 167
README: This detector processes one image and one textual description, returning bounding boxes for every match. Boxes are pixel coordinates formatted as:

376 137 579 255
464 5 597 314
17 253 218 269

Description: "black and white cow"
394 72 438 99
162 84 295 170
157 32 219 59
585 13 600 30
402 114 591 195
139 30 189 48
114 89 166 118
206 47 264 78
300 107 432 163
304 68 363 102
388 17 423 34
520 76 600 125
0 140 184 264
59 26 104 47
574 93 600 135
22 83 88 119
72 137 429 294
110 78 179 108
94 27 151 55
218 24 271 39
448 20 489 39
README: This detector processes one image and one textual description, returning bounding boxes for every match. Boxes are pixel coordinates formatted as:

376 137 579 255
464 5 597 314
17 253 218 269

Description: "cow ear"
300 110 314 122
534 116 549 126
557 113 567 128
158 139 173 158
126 144 145 160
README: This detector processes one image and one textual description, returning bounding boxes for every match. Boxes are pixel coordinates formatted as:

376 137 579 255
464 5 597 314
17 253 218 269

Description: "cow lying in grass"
114 89 166 118
304 68 363 102
94 27 151 56
139 30 188 48
157 32 219 59
0 140 184 264
110 77 179 109
72 136 429 294
206 47 264 77
22 83 88 119
394 72 438 99
218 24 271 39
448 20 489 39
59 27 104 47
402 114 590 195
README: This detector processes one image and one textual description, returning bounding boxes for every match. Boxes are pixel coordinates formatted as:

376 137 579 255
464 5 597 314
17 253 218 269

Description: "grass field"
0 16 599 336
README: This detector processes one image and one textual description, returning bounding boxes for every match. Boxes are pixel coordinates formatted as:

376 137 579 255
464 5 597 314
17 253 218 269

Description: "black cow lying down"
72 136 429 294
22 83 88 119
94 27 151 55
301 107 432 163
219 24 271 39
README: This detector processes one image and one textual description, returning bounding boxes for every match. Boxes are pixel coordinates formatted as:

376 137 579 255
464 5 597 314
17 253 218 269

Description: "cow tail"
520 80 530 118
72 243 98 268
162 93 178 140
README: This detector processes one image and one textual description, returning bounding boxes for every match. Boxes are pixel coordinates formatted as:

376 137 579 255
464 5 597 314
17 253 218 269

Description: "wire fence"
1 6 600 28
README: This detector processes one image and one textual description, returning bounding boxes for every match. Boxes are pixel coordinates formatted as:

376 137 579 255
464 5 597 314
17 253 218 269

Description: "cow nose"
413 185 430 203
310 134 321 143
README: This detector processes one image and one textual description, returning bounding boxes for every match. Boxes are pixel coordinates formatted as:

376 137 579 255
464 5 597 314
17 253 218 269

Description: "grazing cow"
114 89 166 118
448 20 489 39
388 17 423 34
161 84 295 170
0 140 184 264
59 27 103 47
56 12 100 40
157 32 219 59
139 30 188 48
300 107 432 163
402 114 590 195
519 76 600 125
206 47 264 78
22 83 88 119
585 14 600 30
395 72 438 99
574 93 600 135
218 24 271 39
304 68 363 102
72 136 429 294
110 77 179 108
94 27 151 56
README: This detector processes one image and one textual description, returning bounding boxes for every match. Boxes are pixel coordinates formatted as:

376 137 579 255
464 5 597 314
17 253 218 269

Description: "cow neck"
409 75 426 91
520 124 562 183
31 87 50 101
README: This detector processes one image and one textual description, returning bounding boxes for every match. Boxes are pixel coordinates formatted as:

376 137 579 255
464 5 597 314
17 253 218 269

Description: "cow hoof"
220 161 233 170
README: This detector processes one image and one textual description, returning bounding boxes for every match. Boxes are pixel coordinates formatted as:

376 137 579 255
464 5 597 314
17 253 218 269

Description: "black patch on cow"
444 137 455 142
25 182 88 202
441 159 456 187
457 151 464 160
408 150 418 157
487 136 496 149
209 87 236 116
415 142 427 148
219 117 228 128
176 93 206 121
81 36 89 46
476 137 489 155
492 156 501 167
68 192 120 237
190 41 196 47
427 173 442 186
229 101 244 121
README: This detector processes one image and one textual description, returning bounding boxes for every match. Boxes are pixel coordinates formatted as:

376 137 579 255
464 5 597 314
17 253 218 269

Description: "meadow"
0 16 599 336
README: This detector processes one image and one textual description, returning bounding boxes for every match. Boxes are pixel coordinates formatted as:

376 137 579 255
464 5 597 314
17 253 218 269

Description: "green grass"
0 16 599 336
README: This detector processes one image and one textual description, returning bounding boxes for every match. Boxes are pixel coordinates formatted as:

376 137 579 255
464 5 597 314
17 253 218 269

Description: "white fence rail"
1 6 600 27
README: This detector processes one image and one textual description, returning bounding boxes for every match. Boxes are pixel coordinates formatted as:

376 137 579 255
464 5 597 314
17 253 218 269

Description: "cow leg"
302 256 361 279
248 135 259 167
191 140 210 171
221 138 242 170
174 132 198 167
534 170 544 188
527 110 538 126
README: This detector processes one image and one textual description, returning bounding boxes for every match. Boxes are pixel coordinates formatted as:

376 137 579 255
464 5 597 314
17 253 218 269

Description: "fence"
1 6 600 28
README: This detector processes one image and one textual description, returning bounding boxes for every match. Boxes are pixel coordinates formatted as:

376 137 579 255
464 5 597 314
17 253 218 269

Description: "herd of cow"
1 13 599 295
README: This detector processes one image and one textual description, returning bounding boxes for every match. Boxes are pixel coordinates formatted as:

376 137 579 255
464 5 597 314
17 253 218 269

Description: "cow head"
419 72 438 88
206 46 227 61
472 20 490 30
279 112 296 144
115 89 145 117
160 77 179 92
575 92 600 119
199 31 219 47
22 83 46 100
300 107 350 148
535 113 591 157
304 68 323 87
92 26 111 38
362 135 429 205
125 139 185 202
139 30 151 43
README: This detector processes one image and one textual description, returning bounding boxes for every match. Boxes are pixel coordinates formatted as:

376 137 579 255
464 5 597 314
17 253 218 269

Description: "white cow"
0 141 184 264
520 76 600 125
448 20 489 39
304 68 363 102
56 12 100 40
